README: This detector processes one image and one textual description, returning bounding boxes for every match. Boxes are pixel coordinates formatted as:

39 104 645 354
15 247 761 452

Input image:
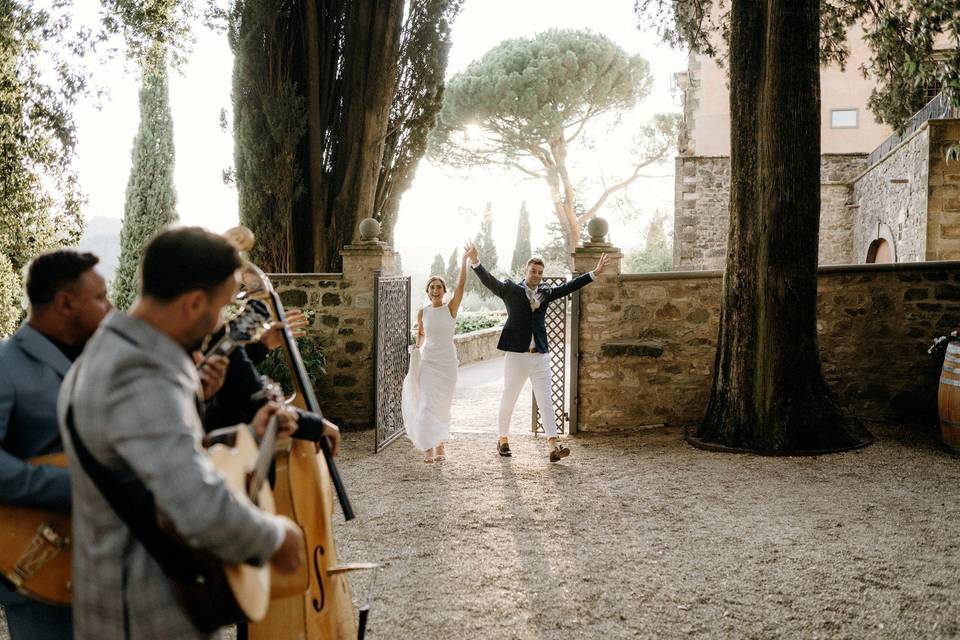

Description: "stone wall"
675 154 868 270
851 126 930 263
924 120 960 261
573 246 960 432
454 326 503 366
269 242 396 428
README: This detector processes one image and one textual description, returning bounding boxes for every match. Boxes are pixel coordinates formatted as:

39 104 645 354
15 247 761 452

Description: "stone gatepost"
572 218 623 432
332 240 397 428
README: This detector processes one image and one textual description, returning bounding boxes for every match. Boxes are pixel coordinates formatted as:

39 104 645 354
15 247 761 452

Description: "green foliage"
376 0 464 240
112 47 178 310
454 310 505 335
0 1 85 289
430 253 446 278
510 201 532 276
229 0 306 272
444 248 460 285
431 29 650 158
0 252 22 337
227 0 461 271
636 0 960 132
624 211 672 273
256 335 327 396
468 203 499 299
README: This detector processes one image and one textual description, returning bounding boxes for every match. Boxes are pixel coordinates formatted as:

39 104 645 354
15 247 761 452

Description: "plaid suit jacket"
57 312 283 640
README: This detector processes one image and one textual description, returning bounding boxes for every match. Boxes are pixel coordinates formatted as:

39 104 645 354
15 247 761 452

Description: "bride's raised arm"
448 250 469 318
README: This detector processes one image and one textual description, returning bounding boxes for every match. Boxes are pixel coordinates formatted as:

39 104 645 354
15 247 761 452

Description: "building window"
830 109 858 129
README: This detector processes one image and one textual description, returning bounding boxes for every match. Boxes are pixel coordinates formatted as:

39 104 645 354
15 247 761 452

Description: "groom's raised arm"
470 261 509 299
544 271 595 303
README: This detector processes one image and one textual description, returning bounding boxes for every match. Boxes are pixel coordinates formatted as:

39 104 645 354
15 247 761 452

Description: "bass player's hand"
321 418 341 457
251 401 299 439
271 516 305 574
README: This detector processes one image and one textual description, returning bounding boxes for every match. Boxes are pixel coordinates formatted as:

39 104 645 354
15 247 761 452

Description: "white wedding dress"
402 303 459 451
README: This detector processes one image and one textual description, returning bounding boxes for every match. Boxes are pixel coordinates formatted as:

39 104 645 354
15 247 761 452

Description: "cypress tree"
112 45 178 310
510 200 531 276
430 253 445 278
445 248 459 285
469 202 498 299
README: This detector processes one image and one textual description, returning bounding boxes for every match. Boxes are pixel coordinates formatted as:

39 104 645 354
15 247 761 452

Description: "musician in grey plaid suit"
57 227 304 640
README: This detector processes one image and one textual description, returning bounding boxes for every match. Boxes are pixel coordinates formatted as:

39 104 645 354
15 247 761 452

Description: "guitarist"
0 250 112 639
57 227 304 640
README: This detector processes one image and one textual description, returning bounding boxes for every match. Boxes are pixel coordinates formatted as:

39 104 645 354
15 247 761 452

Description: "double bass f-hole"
312 545 325 613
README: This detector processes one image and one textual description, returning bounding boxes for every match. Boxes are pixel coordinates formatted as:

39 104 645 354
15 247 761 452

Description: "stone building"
674 30 958 270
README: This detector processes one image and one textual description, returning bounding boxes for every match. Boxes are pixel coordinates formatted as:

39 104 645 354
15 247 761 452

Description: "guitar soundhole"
312 545 325 612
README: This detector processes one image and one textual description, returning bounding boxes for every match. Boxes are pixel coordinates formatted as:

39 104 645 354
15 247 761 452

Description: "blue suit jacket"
0 323 73 606
472 263 593 353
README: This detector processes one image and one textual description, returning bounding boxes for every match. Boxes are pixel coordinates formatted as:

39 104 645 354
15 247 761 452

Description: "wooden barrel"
938 341 960 453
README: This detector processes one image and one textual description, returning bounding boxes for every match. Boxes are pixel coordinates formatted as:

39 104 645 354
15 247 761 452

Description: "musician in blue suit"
464 242 609 462
0 250 112 639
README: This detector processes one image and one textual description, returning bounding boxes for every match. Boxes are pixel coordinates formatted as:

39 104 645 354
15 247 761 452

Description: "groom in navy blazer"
0 250 112 639
465 242 609 461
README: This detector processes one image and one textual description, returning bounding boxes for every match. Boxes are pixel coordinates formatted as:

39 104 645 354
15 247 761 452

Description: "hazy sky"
70 0 687 276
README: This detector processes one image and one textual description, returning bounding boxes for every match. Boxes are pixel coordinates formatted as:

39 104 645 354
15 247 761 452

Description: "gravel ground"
4 359 958 639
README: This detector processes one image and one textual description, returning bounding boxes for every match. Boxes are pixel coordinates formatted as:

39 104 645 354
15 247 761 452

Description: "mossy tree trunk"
694 0 871 453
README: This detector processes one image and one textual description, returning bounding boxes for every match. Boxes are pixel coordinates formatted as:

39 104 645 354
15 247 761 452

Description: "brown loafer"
549 443 570 463
498 441 512 457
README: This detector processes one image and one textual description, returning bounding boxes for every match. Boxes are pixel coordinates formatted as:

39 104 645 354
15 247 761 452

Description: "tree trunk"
326 0 404 271
692 0 871 453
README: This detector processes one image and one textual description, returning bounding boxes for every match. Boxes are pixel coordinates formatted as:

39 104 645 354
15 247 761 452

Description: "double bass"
224 227 376 640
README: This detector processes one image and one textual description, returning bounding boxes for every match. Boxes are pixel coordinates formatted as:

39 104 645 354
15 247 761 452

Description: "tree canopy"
229 0 463 273
429 29 678 259
637 0 960 131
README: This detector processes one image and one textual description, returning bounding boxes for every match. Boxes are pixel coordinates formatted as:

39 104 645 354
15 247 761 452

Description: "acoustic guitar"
0 452 72 605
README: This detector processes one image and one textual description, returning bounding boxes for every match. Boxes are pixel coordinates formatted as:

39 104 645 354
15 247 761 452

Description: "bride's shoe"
424 448 434 463
434 443 446 461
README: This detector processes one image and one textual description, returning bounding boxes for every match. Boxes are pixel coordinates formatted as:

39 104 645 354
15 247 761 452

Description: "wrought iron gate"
374 272 411 452
532 276 569 435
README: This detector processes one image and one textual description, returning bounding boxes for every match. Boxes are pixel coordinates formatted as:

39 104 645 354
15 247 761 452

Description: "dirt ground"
3 360 959 639
332 421 959 640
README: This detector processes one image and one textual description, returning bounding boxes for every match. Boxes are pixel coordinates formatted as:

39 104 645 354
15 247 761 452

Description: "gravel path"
4 358 958 639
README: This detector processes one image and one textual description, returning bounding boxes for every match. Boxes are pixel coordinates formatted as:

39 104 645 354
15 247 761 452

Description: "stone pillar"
331 241 397 428
572 218 622 432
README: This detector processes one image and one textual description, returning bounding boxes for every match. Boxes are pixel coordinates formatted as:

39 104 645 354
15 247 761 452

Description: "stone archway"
865 222 897 264
866 238 893 263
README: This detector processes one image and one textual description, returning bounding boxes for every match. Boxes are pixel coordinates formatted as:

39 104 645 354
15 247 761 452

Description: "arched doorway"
866 238 893 264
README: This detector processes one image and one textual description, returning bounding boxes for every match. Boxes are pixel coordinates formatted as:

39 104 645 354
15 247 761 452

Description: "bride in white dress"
403 251 468 462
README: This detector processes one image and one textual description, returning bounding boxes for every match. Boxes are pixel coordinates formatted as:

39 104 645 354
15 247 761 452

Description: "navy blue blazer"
472 263 593 353
0 323 73 606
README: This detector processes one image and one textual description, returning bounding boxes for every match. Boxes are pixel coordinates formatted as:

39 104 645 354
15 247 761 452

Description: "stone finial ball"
222 225 255 252
587 217 609 243
359 218 381 241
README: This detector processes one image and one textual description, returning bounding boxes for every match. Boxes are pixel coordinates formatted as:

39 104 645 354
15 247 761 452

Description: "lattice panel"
533 276 567 435
374 275 411 452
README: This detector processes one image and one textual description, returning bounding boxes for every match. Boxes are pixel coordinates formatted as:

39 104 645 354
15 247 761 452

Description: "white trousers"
499 351 557 438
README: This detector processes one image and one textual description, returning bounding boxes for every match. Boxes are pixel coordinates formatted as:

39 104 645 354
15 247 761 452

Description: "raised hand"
463 241 479 266
261 307 308 351
594 252 611 276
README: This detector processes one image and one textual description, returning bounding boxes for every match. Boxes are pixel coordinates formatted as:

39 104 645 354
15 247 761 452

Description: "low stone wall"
454 326 503 366
574 259 960 432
